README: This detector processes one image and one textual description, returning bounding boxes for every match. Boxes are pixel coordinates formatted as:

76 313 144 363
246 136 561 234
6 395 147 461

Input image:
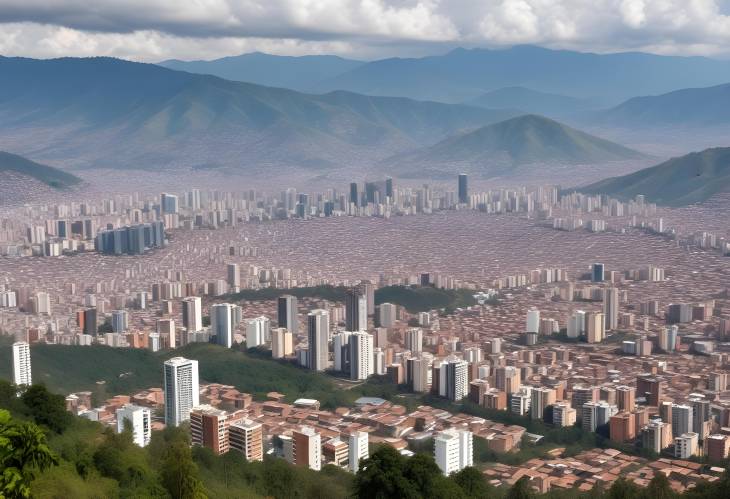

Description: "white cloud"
1 0 730 61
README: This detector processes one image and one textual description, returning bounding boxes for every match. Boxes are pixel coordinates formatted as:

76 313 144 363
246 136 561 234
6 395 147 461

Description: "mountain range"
467 87 602 118
383 115 645 177
165 46 730 104
0 150 80 188
579 147 730 206
0 56 517 171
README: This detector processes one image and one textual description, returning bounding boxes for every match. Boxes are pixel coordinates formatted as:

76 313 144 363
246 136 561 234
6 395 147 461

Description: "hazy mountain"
0 150 80 187
316 45 730 103
578 147 730 206
0 56 516 172
385 114 645 175
595 83 730 127
159 52 363 91
468 87 601 117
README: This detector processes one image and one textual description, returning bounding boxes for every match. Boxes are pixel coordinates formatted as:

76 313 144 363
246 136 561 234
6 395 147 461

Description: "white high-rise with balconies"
348 431 369 472
163 357 200 427
434 428 473 475
349 331 374 380
12 341 31 387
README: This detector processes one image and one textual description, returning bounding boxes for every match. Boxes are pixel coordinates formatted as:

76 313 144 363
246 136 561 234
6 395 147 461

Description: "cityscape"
2 2 730 499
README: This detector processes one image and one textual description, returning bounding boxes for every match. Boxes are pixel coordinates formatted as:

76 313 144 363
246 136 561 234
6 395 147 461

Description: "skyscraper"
272 327 293 359
526 308 540 333
12 341 31 386
246 316 270 348
227 263 240 293
592 263 605 282
163 357 200 427
405 328 423 353
439 357 469 401
349 182 359 208
182 296 203 333
458 174 468 204
345 288 367 331
378 303 397 328
307 310 329 371
211 303 235 348
111 310 128 333
349 332 374 381
277 295 298 333
603 288 620 331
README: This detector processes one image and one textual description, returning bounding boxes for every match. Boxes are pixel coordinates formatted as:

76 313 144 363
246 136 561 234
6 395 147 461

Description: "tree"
607 477 641 499
453 466 493 498
0 409 58 498
353 446 418 499
645 472 674 499
507 476 535 499
20 385 72 434
160 440 207 499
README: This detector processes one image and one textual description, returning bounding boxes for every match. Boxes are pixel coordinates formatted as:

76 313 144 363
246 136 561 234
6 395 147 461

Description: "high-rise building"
349 182 359 208
190 405 230 455
157 318 176 349
277 295 298 334
111 310 128 333
609 412 636 443
358 280 376 316
439 357 469 401
348 431 369 472
457 174 468 204
616 386 636 412
246 316 270 349
161 193 179 214
495 366 521 394
12 341 32 386
567 310 586 338
582 401 618 432
293 426 321 471
636 376 663 407
411 354 433 393
553 402 577 427
345 288 367 331
707 434 730 462
603 288 620 331
349 332 374 381
405 328 423 354
272 327 293 359
163 357 200 427
378 303 397 328
642 420 670 454
211 303 235 348
671 404 693 437
674 433 699 459
434 428 473 475
526 308 540 333
592 263 605 282
586 312 605 343
83 308 98 336
690 397 711 437
658 325 678 352
227 263 240 292
229 419 263 462
116 404 151 447
333 331 353 373
307 310 329 371
530 387 556 421
182 297 203 333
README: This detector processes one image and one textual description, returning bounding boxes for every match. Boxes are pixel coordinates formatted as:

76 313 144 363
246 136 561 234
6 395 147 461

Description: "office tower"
592 263 605 282
229 419 263 462
182 297 203 333
111 310 128 333
412 355 433 393
526 308 540 333
531 387 556 421
246 316 270 349
582 401 618 432
293 426 321 471
333 331 353 373
636 376 663 407
227 263 240 292
609 412 636 443
457 174 468 204
672 404 693 437
674 433 699 459
603 288 620 331
358 280 376 316
211 303 235 348
616 386 636 411
163 357 200 427
659 325 678 352
586 312 605 343
345 288 367 331
439 358 469 401
277 295 298 333
307 310 329 371
157 318 176 348
495 366 521 394
116 404 151 447
348 431 369 472
567 310 586 338
12 341 32 386
385 177 393 198
84 308 98 335
160 193 179 214
405 328 423 354
434 428 473 475
349 182 359 208
378 302 397 328
349 332 374 381
272 327 293 359
190 405 230 455
553 402 577 427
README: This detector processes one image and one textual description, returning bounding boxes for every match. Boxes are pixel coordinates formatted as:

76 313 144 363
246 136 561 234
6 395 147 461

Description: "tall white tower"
12 341 32 387
163 357 200 427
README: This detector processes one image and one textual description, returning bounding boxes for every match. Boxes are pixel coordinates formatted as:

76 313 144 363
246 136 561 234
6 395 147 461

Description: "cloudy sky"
2 0 730 62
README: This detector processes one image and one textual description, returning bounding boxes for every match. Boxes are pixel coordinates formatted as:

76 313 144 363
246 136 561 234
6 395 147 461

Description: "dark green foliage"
375 285 477 313
508 476 536 499
20 385 72 434
452 466 496 498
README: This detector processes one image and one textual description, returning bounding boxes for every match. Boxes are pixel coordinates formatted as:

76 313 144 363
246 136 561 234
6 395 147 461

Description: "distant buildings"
96 222 165 255
163 357 200 427
277 295 298 333
211 303 235 348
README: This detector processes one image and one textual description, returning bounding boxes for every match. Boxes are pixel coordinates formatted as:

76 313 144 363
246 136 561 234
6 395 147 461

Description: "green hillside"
0 151 80 188
386 114 645 174
578 147 730 206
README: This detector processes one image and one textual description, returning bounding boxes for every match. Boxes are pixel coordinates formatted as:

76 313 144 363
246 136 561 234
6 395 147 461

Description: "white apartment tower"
12 341 32 386
163 357 200 427
307 309 330 371
348 431 369 472
182 296 203 333
434 428 473 475
349 331 374 381
116 404 151 447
